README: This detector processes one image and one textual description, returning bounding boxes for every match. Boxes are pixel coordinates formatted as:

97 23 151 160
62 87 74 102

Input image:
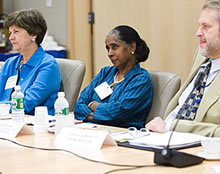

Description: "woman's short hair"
106 25 150 63
4 8 47 46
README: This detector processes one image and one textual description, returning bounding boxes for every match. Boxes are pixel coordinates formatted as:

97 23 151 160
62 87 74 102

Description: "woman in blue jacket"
0 8 61 115
74 25 153 129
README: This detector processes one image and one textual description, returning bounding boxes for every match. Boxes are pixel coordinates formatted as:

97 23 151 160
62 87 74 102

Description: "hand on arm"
85 101 99 121
86 112 94 121
88 101 99 112
145 116 166 133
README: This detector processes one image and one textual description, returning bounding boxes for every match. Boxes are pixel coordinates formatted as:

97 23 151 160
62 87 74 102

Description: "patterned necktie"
177 59 212 120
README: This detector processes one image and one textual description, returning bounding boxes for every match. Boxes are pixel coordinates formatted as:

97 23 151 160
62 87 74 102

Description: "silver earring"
131 51 134 55
32 38 35 42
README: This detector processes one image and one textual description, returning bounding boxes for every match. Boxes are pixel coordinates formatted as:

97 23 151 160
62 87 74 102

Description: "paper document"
112 131 206 149
112 131 150 142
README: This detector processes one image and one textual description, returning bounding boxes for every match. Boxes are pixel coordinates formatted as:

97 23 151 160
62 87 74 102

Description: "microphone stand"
153 107 204 168
154 65 211 167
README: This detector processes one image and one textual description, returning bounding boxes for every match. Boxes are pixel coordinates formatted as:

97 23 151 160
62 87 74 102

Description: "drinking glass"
34 106 48 134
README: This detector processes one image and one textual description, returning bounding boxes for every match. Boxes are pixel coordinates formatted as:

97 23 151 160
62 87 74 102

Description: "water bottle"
54 92 69 116
11 85 24 122
54 92 69 135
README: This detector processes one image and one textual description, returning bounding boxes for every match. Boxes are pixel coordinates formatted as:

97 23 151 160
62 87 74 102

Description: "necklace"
18 57 24 71
110 72 125 89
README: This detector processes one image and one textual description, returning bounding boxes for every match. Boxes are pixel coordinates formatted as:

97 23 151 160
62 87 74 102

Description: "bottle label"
55 107 69 116
62 108 69 115
12 97 24 109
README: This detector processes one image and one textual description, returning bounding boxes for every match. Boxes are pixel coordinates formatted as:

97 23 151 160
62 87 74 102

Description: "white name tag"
5 75 18 90
55 127 117 149
0 120 34 139
94 82 113 100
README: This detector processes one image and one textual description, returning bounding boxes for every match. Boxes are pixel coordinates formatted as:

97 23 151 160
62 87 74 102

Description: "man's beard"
200 36 220 58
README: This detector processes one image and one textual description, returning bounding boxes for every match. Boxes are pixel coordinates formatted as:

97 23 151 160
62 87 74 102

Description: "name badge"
94 82 113 100
5 75 18 90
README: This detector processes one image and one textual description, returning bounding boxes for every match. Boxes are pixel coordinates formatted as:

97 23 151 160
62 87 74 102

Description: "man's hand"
145 116 166 133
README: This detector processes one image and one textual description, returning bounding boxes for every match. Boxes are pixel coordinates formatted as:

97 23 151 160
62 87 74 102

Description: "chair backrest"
56 58 86 112
0 59 85 112
145 71 181 123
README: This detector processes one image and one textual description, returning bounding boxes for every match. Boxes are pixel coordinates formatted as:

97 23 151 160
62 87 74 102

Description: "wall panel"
93 0 205 82
11 0 67 45
67 0 92 90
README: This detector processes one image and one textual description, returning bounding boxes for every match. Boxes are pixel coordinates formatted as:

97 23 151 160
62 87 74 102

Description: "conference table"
0 122 219 174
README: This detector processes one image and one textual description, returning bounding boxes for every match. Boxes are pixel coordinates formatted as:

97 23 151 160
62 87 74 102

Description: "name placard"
55 127 117 149
0 120 34 139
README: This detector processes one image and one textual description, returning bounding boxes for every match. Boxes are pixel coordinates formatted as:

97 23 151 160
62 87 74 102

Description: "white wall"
2 0 13 15
2 0 67 46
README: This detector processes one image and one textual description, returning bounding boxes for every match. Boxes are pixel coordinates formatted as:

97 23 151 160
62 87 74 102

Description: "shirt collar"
114 64 141 79
202 58 220 74
25 46 45 67
124 64 141 78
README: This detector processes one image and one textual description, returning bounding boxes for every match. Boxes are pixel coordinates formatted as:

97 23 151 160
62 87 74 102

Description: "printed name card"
0 120 34 139
55 127 117 149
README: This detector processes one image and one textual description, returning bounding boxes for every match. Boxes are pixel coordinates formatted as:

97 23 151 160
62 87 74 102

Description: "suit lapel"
164 57 207 117
180 57 208 97
196 72 220 121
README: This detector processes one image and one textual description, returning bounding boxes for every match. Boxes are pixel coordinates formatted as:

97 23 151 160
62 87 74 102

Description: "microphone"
153 113 204 168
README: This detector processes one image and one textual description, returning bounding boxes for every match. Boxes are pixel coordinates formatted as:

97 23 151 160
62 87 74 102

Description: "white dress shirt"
165 58 220 131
